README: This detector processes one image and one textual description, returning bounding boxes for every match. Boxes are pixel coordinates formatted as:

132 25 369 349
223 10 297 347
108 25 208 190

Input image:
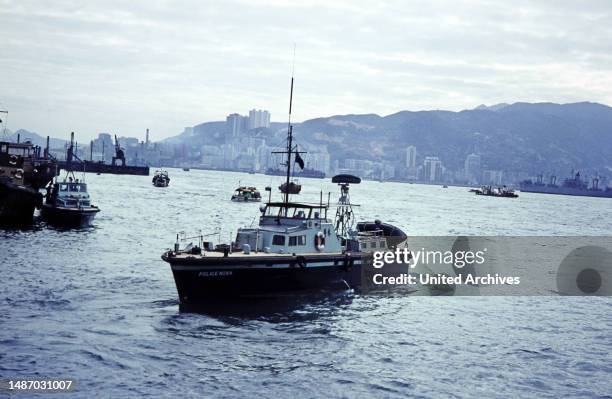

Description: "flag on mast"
295 151 305 169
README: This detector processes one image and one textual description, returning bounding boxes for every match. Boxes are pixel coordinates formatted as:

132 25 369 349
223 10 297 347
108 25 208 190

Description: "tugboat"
474 185 518 198
231 186 262 202
0 137 57 225
161 76 408 305
152 170 170 187
41 171 100 227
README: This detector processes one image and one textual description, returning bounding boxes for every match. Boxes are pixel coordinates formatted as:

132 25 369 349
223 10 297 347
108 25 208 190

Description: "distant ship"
265 167 325 179
59 133 149 176
520 171 612 198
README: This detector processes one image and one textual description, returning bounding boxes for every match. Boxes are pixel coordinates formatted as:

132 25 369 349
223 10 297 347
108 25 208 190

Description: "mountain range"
4 101 612 177
164 101 612 176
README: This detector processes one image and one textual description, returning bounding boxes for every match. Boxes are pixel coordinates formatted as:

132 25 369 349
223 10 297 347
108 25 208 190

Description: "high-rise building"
226 113 248 137
464 153 481 183
406 146 417 168
248 109 271 129
423 156 443 182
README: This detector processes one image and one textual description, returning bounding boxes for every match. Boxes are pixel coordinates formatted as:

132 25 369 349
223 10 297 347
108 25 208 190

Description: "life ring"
9 154 18 165
314 231 325 251
13 169 23 180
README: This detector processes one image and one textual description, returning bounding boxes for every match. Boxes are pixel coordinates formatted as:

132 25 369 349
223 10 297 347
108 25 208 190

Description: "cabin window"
272 235 285 246
370 242 377 249
380 241 386 248
7 147 26 156
60 184 68 191
289 235 306 246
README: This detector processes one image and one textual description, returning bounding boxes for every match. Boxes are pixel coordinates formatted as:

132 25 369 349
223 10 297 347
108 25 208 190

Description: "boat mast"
284 77 294 205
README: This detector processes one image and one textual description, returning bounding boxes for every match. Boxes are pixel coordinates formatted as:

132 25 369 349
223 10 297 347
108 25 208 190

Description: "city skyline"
2 1 612 140
9 99 612 187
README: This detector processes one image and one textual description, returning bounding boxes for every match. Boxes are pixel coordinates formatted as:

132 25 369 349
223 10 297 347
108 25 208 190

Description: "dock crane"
112 134 125 167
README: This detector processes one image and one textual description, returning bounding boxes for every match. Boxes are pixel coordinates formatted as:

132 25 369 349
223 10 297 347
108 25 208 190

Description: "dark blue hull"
41 204 99 227
163 252 368 304
0 178 42 226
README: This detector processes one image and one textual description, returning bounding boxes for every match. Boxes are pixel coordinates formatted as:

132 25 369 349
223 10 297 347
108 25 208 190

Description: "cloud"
0 0 611 140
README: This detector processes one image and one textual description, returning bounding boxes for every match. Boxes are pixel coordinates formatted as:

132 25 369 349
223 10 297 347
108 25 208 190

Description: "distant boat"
152 170 170 187
231 186 262 202
183 167 190 171
442 185 448 188
474 185 518 198
279 181 301 194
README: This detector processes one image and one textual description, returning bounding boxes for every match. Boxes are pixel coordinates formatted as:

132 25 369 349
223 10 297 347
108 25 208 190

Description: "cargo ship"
520 171 612 198
58 132 149 176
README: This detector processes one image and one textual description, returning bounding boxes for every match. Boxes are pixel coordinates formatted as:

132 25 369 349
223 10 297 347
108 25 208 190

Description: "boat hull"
59 160 150 176
519 184 612 198
163 252 367 303
230 196 261 202
475 192 518 198
41 204 99 227
0 178 42 225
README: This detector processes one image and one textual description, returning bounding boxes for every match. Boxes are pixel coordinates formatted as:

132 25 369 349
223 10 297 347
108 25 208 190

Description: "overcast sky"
1 0 611 141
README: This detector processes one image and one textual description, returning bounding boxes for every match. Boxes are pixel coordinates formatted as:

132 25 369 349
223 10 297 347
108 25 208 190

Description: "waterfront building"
248 109 271 129
423 156 443 182
406 146 417 168
226 113 248 138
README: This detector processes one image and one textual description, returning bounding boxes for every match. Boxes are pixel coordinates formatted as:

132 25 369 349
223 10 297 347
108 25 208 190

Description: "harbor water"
1 169 611 397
